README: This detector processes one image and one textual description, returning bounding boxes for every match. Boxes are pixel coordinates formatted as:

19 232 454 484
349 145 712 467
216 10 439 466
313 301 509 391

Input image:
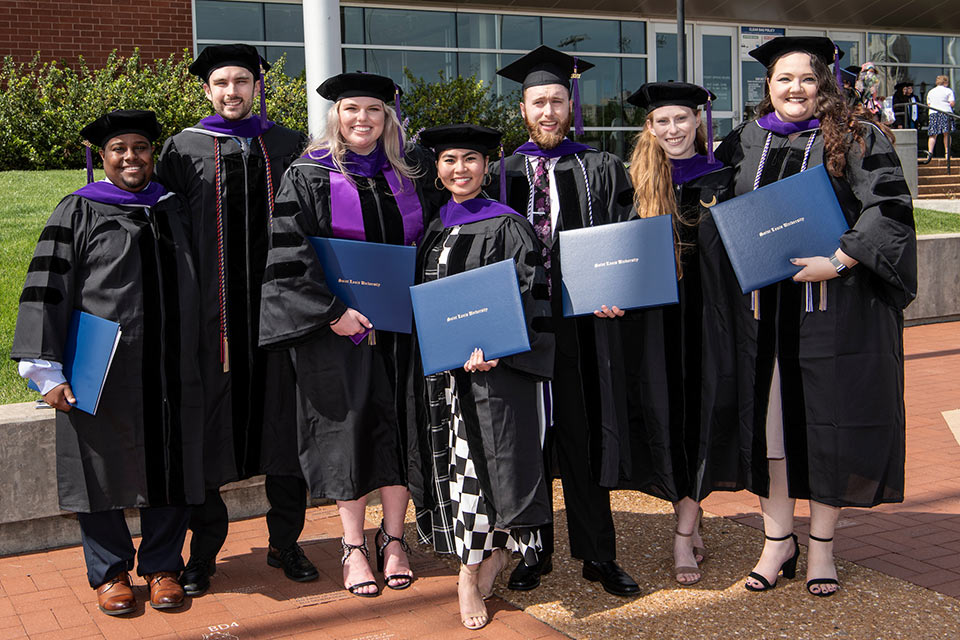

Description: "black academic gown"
258 154 431 501
714 119 917 508
892 94 920 129
11 189 204 513
156 123 306 485
490 150 635 489
410 206 555 532
620 165 746 502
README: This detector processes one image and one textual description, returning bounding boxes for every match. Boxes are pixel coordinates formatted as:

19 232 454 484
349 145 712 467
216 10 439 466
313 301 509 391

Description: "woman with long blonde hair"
620 82 737 586
259 72 434 598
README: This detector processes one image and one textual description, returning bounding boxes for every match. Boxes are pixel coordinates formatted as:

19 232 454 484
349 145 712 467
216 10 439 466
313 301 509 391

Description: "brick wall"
0 0 193 66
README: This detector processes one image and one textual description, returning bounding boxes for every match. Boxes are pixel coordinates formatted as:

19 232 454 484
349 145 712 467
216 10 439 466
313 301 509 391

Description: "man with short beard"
156 44 311 595
490 46 639 597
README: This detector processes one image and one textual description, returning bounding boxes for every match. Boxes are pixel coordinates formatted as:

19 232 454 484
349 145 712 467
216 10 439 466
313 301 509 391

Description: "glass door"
649 22 693 83
695 24 738 139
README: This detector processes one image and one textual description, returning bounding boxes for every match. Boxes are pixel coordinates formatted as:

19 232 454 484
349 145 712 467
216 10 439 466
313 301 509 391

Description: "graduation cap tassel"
751 290 760 320
572 58 584 137
804 282 814 313
394 85 405 159
259 68 268 129
84 143 94 184
499 142 507 205
834 45 842 89
706 96 715 164
819 281 828 311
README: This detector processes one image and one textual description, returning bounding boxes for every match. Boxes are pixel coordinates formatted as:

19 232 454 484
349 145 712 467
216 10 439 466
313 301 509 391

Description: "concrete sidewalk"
1 321 958 639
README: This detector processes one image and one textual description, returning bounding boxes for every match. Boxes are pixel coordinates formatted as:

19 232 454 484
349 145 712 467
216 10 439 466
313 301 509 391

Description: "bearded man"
489 46 638 596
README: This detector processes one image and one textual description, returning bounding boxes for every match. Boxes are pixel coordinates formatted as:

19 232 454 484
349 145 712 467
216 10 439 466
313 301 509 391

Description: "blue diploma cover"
309 237 416 334
63 311 122 415
710 164 850 294
410 259 531 376
559 215 679 317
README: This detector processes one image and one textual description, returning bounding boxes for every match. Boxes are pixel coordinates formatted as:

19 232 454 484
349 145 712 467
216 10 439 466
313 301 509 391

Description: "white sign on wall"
740 26 786 61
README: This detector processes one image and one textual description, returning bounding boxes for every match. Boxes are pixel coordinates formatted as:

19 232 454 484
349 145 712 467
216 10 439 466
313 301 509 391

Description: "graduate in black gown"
155 44 312 591
715 37 916 597
891 81 920 129
12 110 203 615
411 124 553 629
620 83 737 586
489 46 640 596
259 72 432 598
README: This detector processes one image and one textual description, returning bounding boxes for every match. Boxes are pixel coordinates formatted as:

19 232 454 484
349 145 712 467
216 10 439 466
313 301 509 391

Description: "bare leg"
458 562 488 629
674 497 702 584
378 485 412 587
745 458 798 588
338 496 377 595
929 135 938 155
478 547 509 598
807 501 841 595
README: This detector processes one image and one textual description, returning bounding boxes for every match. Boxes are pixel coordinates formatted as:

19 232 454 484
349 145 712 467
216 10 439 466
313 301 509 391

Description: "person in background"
490 45 640 597
621 82 738 586
716 36 915 598
12 110 204 615
892 81 920 130
156 44 313 595
926 75 956 157
412 124 553 629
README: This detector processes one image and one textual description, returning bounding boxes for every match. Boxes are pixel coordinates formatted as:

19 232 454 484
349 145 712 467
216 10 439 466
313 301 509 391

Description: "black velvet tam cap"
80 110 162 148
627 82 715 110
419 124 503 155
894 80 914 91
748 36 843 68
316 72 401 103
189 43 268 81
496 45 595 91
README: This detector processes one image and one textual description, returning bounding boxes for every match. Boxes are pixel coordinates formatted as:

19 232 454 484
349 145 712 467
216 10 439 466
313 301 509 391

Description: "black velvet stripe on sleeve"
28 255 71 275
38 225 74 244
263 261 307 283
19 286 64 305
271 232 304 248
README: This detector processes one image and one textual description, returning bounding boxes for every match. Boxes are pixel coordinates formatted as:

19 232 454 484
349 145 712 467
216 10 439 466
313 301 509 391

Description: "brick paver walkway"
0 321 957 638
703 320 960 596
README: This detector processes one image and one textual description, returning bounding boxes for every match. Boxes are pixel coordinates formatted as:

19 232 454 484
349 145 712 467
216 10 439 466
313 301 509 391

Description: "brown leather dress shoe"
146 571 185 609
96 572 136 616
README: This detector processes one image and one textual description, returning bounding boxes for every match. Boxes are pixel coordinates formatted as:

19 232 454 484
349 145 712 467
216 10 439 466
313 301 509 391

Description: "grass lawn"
1 171 960 404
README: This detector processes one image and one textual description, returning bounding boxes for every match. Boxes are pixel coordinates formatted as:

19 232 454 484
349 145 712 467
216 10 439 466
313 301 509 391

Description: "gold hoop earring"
434 177 444 190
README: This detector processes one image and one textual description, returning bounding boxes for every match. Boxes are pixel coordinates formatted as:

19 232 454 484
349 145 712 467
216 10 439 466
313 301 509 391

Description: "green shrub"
0 50 307 171
401 69 527 155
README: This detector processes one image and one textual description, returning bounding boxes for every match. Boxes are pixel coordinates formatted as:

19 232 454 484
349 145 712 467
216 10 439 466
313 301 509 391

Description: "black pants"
77 506 189 588
539 327 617 562
188 475 307 560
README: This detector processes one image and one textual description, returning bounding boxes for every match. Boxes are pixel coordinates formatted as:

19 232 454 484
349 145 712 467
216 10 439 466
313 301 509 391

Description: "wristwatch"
828 253 849 276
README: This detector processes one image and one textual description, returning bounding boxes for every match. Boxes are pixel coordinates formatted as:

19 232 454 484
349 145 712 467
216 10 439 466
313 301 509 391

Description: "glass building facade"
194 1 960 156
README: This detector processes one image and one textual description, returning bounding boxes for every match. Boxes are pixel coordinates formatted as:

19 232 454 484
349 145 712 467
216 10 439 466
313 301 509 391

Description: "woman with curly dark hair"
715 37 916 598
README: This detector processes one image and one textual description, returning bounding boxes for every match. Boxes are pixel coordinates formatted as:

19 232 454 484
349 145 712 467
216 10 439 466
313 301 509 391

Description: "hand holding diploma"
593 304 625 319
790 249 857 282
330 308 373 336
43 383 75 412
464 348 499 373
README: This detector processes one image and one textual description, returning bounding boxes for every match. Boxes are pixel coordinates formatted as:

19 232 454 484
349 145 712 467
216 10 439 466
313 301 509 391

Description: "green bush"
401 69 527 155
0 50 306 171
0 50 528 170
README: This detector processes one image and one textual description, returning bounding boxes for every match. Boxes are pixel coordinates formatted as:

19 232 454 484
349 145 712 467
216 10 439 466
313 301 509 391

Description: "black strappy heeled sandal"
375 521 414 590
745 532 799 591
806 534 840 597
341 537 379 598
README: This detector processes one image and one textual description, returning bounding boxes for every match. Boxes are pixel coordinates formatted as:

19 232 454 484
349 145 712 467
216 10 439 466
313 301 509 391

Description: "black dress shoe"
267 543 319 582
507 553 553 591
582 560 640 597
180 557 216 597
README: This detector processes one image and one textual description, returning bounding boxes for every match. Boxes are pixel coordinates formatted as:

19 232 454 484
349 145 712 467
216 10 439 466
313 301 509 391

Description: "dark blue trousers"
77 506 189 588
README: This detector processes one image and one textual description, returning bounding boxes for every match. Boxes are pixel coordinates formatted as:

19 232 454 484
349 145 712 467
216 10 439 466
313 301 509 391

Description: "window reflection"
365 49 457 91
196 0 263 41
542 17 620 54
265 4 302 42
501 15 541 50
364 9 456 48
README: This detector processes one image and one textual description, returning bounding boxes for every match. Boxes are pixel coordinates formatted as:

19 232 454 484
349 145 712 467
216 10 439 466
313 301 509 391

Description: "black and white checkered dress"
415 226 541 566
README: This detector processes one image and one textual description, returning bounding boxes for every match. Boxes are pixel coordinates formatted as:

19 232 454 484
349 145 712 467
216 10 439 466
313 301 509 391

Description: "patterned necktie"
532 157 552 294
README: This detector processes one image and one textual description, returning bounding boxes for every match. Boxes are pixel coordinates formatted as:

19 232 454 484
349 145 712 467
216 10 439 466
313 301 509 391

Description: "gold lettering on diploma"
758 217 805 238
593 257 640 269
446 308 490 323
337 277 381 287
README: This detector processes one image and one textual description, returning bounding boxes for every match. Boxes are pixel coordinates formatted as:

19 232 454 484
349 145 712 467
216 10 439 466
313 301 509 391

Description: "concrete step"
918 169 960 178
917 187 960 198
918 175 960 186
